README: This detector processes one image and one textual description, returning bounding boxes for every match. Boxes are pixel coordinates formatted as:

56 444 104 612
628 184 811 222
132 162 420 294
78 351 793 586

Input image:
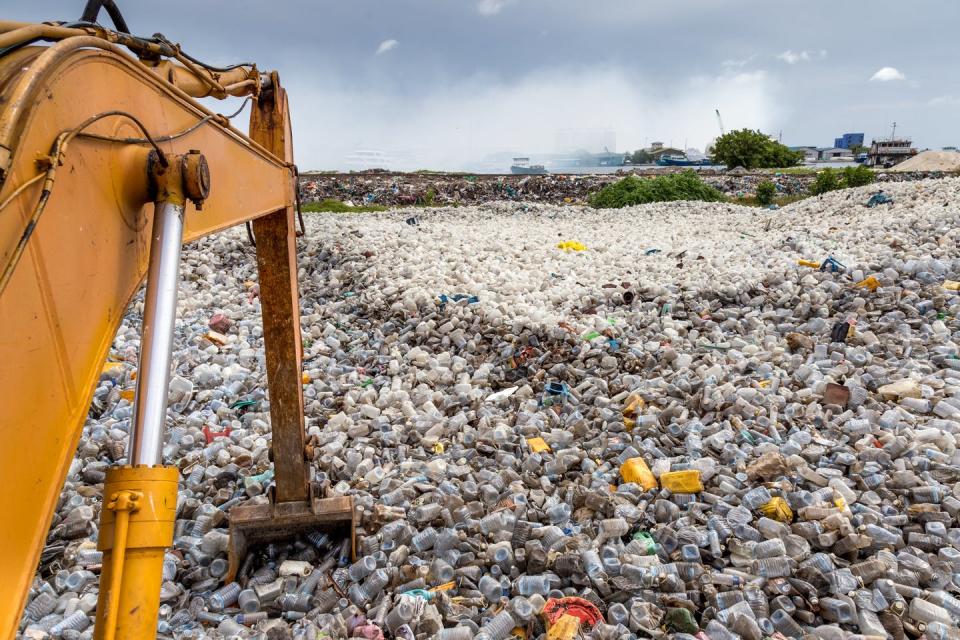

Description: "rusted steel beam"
248 73 308 504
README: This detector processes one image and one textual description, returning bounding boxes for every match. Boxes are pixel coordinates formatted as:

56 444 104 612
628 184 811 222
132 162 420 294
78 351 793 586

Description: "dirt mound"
891 150 960 172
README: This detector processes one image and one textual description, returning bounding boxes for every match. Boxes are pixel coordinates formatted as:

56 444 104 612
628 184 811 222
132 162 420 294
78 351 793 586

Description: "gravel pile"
891 151 960 173
20 178 960 639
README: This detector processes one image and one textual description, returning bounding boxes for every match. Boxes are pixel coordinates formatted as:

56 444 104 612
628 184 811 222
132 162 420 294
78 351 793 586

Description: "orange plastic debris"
854 275 881 291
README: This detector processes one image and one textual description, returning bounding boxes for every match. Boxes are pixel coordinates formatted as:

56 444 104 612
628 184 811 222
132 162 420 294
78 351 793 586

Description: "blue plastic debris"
437 293 479 309
866 192 893 207
819 256 845 273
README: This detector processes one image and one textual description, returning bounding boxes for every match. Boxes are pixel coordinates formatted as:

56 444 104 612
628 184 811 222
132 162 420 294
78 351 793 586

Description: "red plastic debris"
351 625 384 640
208 313 233 333
542 597 603 628
203 424 232 444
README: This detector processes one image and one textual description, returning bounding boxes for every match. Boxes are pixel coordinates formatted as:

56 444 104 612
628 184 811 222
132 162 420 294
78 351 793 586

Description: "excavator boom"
0 18 351 639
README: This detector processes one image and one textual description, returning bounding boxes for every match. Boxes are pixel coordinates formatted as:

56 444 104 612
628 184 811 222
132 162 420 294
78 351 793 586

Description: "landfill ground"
299 169 954 207
21 178 960 639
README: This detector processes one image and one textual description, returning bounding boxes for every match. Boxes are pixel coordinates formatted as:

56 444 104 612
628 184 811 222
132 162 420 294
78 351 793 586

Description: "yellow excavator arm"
0 14 351 639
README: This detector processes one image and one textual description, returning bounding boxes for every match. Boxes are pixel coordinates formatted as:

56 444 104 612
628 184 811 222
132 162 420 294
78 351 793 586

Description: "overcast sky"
10 1 960 169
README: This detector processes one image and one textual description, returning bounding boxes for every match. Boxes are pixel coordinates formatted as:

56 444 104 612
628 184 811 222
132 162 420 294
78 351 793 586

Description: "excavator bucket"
226 496 355 582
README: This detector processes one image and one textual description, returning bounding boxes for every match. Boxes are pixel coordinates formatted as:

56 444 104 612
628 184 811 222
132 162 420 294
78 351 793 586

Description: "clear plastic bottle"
509 596 535 621
928 590 960 619
752 557 793 578
704 619 740 640
713 590 745 611
607 602 630 626
347 568 389 605
909 598 953 625
819 597 856 624
925 621 960 640
479 575 503 603
770 609 804 638
728 613 762 640
580 549 606 582
348 555 377 582
411 502 442 523
384 596 418 634
744 585 770 618
514 574 551 596
277 592 312 612
752 538 786 558
24 592 57 621
411 526 438 552
209 582 241 611
430 558 455 584
50 611 90 635
237 588 259 613
477 610 516 640
741 486 772 509
479 510 516 535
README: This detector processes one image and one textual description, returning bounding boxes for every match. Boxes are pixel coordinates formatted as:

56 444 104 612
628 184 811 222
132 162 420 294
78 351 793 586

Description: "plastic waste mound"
20 178 960 639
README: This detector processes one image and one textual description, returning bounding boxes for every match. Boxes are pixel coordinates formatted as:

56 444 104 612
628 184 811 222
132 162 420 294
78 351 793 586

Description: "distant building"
867 137 917 167
644 141 685 162
818 147 855 161
834 133 865 149
943 146 958 152
790 146 819 162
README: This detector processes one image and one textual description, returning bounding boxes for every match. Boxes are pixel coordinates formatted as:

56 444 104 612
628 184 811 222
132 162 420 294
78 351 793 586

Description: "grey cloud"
7 0 960 166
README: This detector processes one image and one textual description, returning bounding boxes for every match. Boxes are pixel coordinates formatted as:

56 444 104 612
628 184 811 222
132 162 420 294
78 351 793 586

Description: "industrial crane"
0 3 353 638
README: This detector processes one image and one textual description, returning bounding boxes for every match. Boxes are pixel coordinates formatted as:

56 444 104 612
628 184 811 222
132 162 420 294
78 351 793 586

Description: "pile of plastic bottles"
18 178 960 639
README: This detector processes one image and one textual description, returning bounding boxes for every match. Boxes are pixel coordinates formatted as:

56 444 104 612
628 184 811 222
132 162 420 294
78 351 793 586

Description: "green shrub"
842 165 876 187
710 129 804 169
810 168 841 195
755 180 777 206
590 171 725 208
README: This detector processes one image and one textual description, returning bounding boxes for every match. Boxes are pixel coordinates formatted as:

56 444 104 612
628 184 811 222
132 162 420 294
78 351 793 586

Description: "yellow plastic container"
527 437 551 453
546 614 580 640
659 469 704 493
797 259 820 269
622 393 645 430
620 457 658 491
556 240 587 252
758 497 793 522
